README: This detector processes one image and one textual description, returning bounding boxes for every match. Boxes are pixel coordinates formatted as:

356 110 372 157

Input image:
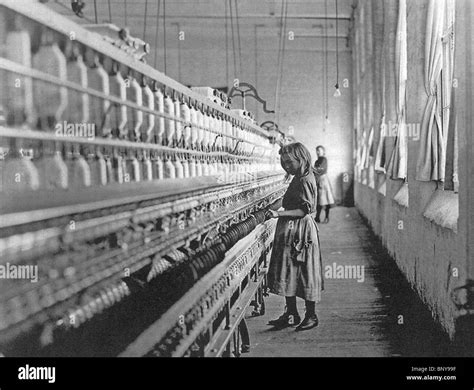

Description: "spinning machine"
0 0 286 357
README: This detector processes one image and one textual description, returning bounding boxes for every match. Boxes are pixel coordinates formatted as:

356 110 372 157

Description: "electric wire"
93 0 98 23
335 0 339 86
163 0 167 74
324 0 329 125
275 0 288 126
274 0 285 100
124 0 127 26
176 23 181 82
254 24 259 122
107 0 112 23
234 0 243 77
229 0 237 79
154 0 161 68
143 0 149 40
225 0 229 88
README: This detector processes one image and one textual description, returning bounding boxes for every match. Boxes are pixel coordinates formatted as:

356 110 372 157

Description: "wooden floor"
244 207 458 357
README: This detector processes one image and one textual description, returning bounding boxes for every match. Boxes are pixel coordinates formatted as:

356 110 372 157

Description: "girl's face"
280 153 300 175
316 147 325 157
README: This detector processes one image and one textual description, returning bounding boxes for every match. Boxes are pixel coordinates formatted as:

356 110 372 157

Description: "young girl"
265 142 324 331
314 145 335 223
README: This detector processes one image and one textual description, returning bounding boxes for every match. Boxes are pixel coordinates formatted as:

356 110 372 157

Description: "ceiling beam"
295 34 348 38
80 14 352 21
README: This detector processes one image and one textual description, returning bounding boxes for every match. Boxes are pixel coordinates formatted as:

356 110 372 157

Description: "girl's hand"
265 210 279 219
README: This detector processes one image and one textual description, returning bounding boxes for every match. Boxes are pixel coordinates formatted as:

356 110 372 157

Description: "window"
415 0 457 192
418 0 458 231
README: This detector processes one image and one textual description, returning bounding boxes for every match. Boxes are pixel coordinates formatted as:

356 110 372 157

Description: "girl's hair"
279 142 313 177
316 145 326 153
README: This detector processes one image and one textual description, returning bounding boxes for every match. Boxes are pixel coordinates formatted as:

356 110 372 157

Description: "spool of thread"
180 99 191 148
154 153 164 180
142 79 155 143
164 156 176 179
86 53 110 137
109 63 128 138
127 73 143 141
32 29 68 130
153 84 165 145
5 19 35 126
164 94 175 146
174 96 182 147
36 142 68 189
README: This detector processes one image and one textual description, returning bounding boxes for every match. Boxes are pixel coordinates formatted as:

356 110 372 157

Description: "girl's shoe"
295 314 319 331
267 312 301 327
323 217 329 224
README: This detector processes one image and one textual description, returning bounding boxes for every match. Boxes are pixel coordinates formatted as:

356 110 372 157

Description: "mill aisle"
244 207 459 357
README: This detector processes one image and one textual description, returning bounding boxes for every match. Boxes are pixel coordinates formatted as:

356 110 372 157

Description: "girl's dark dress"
267 172 324 302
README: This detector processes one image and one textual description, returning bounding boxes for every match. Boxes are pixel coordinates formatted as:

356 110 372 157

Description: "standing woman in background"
314 145 335 223
265 142 324 331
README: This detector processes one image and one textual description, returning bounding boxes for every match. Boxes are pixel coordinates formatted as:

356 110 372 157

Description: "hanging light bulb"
333 0 341 98
323 0 330 124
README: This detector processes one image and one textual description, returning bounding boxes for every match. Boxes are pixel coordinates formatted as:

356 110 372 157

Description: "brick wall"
352 0 473 345
157 30 354 203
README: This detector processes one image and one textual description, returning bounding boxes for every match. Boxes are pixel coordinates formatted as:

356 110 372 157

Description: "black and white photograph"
0 0 473 386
